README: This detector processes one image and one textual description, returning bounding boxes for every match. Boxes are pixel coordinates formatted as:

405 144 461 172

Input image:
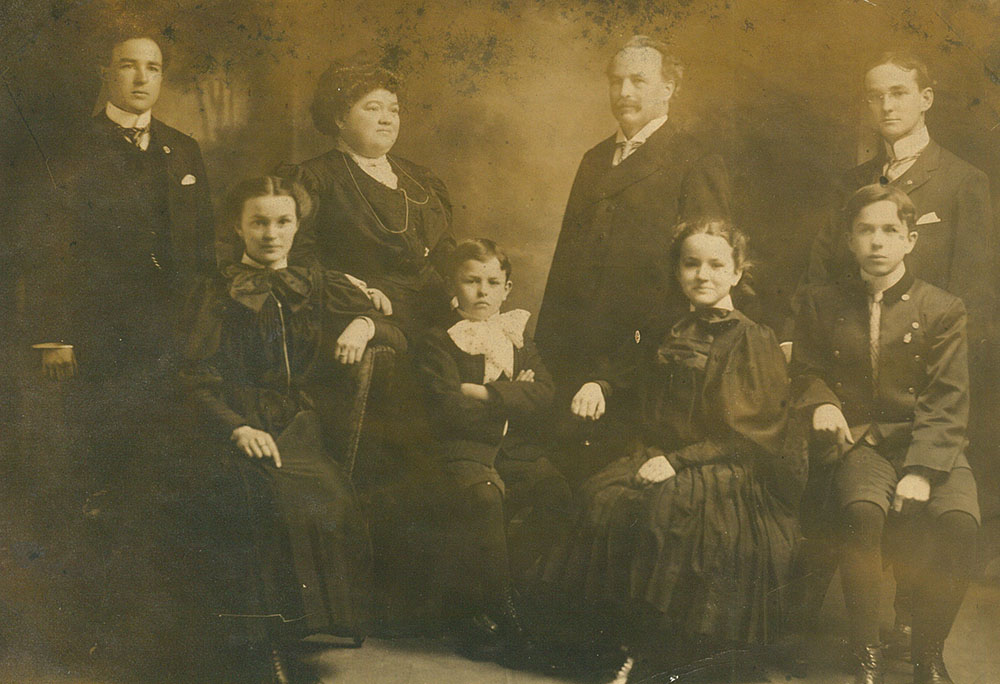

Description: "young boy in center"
791 184 979 684
414 238 572 665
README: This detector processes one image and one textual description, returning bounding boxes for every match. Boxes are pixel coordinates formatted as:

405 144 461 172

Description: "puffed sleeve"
178 277 247 440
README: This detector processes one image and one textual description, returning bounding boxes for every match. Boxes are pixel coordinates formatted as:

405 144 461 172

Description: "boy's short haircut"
841 184 918 233
448 238 512 280
101 21 168 68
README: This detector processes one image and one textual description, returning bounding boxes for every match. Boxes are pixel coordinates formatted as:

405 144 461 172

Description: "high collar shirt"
105 101 152 151
882 125 930 182
337 139 399 189
613 114 669 166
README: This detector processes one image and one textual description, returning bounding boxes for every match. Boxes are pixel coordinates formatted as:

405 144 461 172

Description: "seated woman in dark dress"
180 176 406 683
546 219 804 683
276 61 455 336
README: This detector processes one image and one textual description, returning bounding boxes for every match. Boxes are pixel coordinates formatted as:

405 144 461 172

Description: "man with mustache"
536 35 731 477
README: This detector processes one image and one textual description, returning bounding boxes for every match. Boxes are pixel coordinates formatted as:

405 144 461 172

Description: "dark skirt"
549 450 797 645
218 410 372 643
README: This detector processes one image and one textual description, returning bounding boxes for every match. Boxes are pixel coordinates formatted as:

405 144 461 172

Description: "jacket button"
901 293 910 301
835 381 843 389
911 321 920 330
907 386 915 394
833 350 840 358
914 354 921 361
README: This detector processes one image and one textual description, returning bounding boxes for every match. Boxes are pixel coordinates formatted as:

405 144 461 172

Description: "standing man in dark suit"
794 51 995 662
536 35 731 438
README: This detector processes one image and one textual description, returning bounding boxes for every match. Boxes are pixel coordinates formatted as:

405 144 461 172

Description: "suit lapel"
891 140 939 195
593 120 676 200
151 120 193 259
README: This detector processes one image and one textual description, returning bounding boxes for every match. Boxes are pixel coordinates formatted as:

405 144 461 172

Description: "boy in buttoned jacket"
791 184 978 684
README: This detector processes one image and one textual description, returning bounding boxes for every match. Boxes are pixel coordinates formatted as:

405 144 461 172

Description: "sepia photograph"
1 0 999 681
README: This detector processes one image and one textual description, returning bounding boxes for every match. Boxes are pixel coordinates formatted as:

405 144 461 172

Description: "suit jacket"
803 140 995 355
24 113 214 370
791 270 970 474
536 120 731 393
415 314 555 467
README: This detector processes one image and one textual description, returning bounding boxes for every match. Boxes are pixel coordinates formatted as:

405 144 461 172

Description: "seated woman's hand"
635 455 676 486
365 288 393 315
40 347 78 381
514 369 535 383
335 317 375 365
231 425 282 468
571 382 606 421
812 403 854 453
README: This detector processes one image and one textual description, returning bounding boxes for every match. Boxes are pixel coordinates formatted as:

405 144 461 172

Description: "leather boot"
914 641 955 684
852 643 886 684
881 619 912 662
493 587 540 668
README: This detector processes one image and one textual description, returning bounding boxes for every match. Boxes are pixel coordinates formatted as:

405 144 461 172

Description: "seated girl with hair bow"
414 238 572 667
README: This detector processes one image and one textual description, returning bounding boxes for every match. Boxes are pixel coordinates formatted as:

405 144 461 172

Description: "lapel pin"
162 145 171 154
903 332 912 344
635 330 641 344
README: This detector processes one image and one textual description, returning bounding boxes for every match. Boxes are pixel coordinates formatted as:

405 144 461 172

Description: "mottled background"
1 0 1000 674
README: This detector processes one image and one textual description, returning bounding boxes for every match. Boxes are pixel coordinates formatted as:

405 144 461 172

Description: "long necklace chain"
343 152 430 236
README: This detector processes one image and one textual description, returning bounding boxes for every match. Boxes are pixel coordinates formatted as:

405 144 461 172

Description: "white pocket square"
915 211 941 225
180 174 197 186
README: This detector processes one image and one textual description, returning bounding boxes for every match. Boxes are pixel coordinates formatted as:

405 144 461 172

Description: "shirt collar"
689 294 734 312
615 113 669 145
241 252 287 271
860 261 907 296
105 101 152 129
883 124 929 162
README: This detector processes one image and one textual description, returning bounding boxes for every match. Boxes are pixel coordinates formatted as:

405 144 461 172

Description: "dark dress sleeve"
319 269 407 354
421 169 456 280
178 277 248 440
485 336 554 422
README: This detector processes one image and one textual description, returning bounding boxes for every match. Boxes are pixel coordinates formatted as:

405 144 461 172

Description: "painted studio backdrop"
1 0 1000 676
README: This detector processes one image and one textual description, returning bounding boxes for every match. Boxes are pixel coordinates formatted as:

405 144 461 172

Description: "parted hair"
447 238 513 281
311 62 402 136
841 183 918 233
101 23 168 68
224 176 313 228
669 217 752 274
608 35 684 90
866 50 934 90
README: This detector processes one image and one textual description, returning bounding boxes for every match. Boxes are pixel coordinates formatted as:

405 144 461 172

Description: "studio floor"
2 575 998 683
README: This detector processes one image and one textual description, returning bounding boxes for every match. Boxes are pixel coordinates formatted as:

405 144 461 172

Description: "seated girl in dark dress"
546 219 804 682
180 176 405 683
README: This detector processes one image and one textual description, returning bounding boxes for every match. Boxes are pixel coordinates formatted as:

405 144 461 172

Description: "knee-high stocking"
840 501 885 646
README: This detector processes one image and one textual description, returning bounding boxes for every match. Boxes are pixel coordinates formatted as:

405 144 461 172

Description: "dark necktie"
116 124 148 149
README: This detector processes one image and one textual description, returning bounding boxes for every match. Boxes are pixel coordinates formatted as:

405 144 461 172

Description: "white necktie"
869 290 883 388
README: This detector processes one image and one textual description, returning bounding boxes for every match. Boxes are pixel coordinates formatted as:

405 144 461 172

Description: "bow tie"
224 264 312 313
447 309 531 383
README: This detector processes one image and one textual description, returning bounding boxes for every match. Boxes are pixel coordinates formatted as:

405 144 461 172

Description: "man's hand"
571 382 606 421
460 383 490 401
812 403 854 453
514 369 535 383
891 473 931 515
41 347 78 381
335 317 375 365
231 425 282 468
635 455 676 486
